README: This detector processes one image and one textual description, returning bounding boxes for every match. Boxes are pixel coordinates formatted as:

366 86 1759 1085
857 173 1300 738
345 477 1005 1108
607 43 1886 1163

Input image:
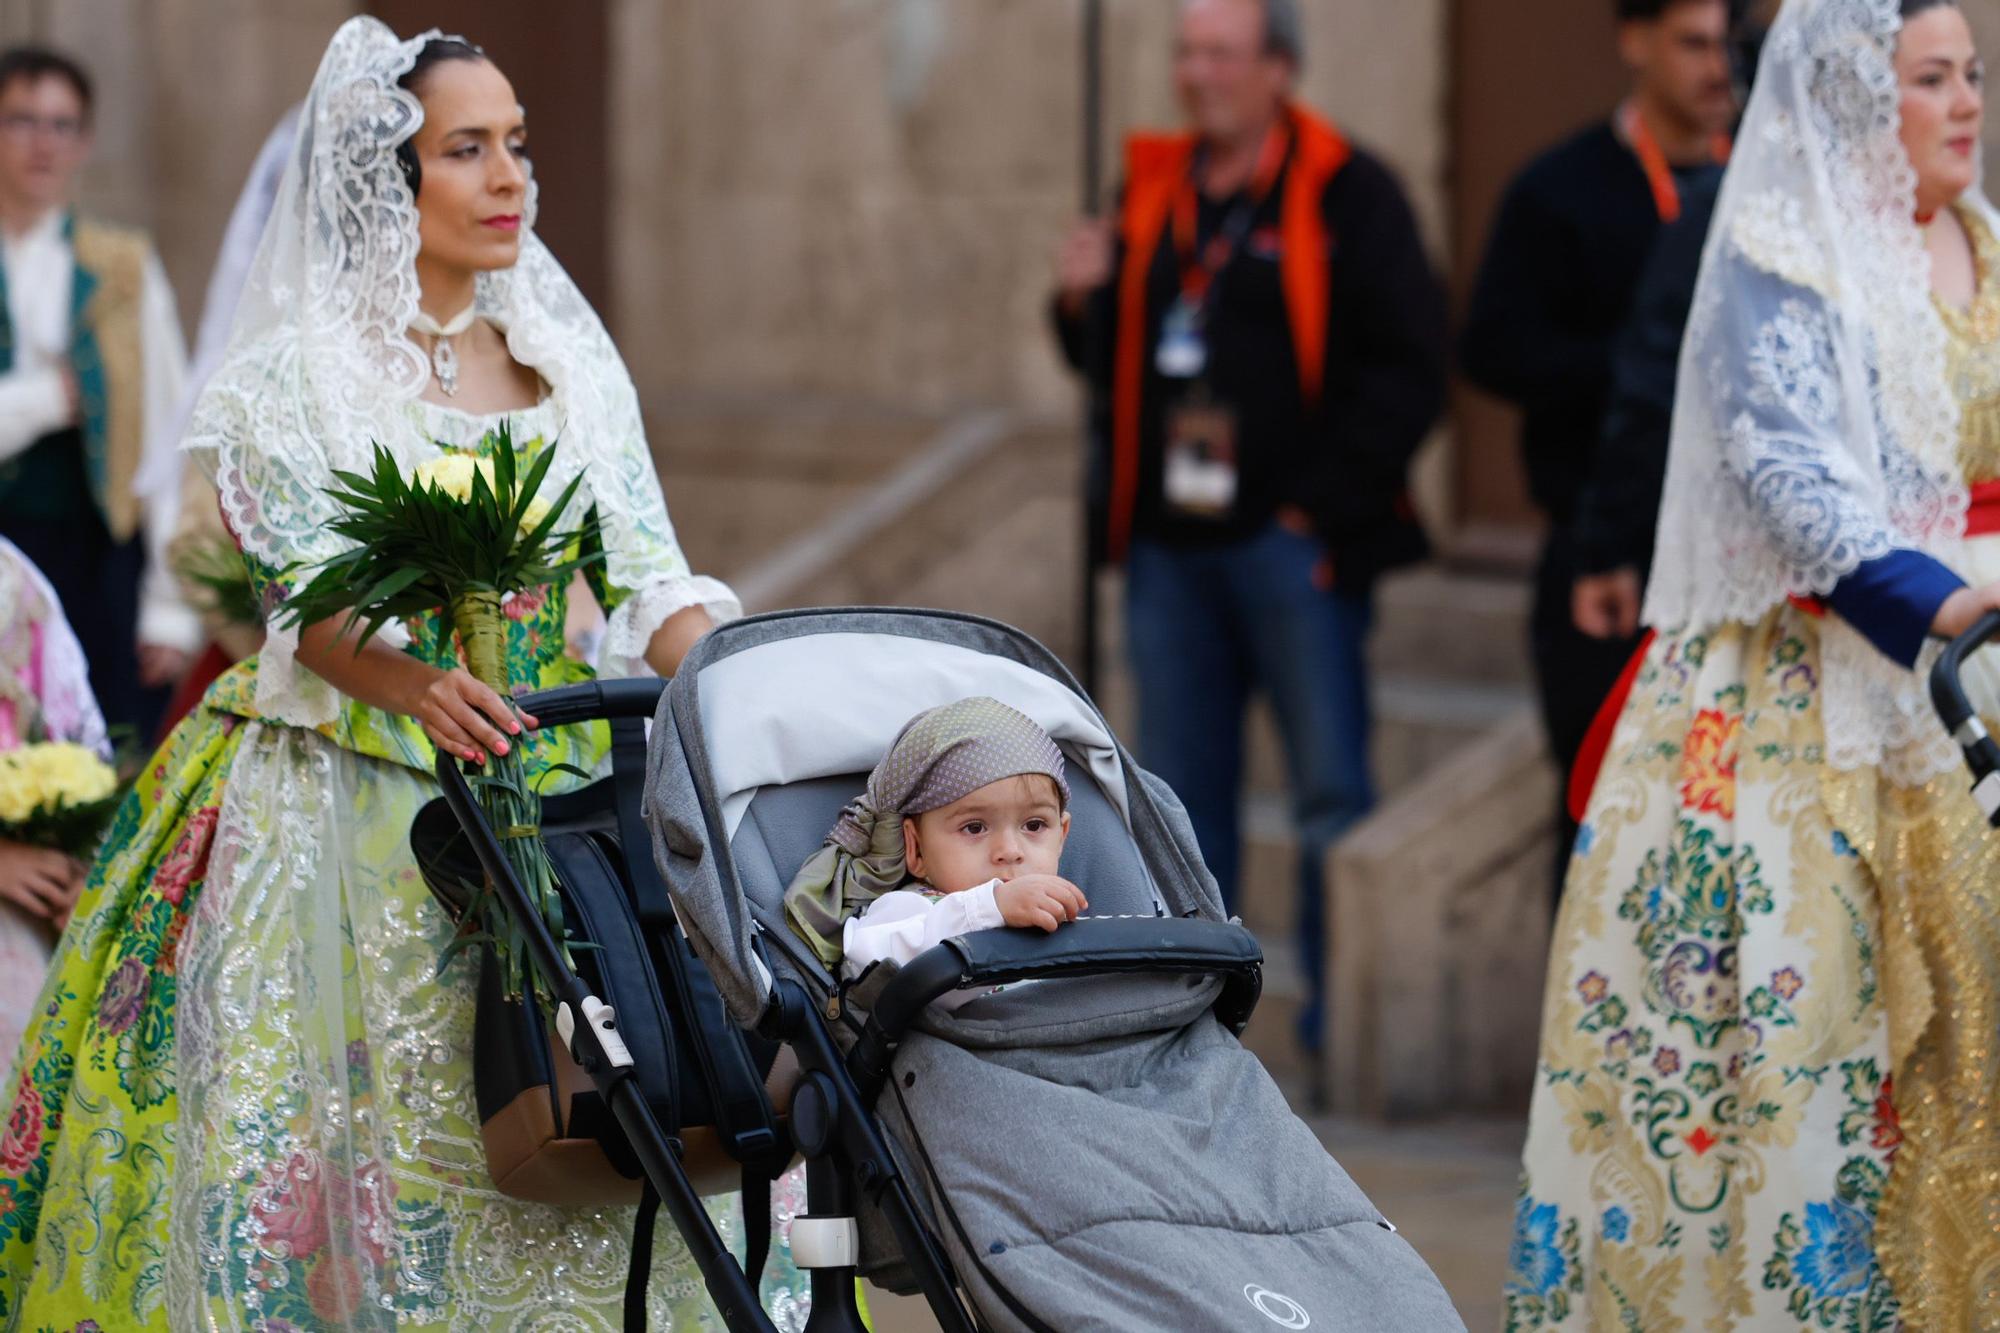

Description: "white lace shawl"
181 17 737 729
1645 0 1997 781
0 536 107 753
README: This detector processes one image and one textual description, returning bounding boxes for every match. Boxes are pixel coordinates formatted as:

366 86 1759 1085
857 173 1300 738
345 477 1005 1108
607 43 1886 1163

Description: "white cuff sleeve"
137 596 203 654
602 574 743 678
0 368 72 463
840 880 1005 975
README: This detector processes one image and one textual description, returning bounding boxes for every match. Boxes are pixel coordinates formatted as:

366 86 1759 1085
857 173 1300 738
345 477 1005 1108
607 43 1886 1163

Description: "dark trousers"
2 508 168 745
1124 523 1375 1054
1530 531 1644 899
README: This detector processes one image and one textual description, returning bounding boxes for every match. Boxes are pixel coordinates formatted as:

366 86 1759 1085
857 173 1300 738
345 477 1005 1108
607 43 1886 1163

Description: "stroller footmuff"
879 985 1446 1330
645 608 1465 1332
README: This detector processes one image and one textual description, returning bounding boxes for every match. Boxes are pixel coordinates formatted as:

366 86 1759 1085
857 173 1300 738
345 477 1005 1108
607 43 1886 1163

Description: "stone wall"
609 0 1449 416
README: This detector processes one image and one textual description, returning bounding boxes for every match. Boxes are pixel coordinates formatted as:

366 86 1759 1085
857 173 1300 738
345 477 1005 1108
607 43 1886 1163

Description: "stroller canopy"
645 608 1220 1024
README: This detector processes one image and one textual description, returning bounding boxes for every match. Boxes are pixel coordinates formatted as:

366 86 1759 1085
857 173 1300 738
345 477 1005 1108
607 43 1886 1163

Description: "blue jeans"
1125 525 1375 1052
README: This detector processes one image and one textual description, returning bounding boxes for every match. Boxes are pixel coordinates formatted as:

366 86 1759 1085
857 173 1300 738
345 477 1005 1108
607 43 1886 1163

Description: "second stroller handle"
1930 609 2000 826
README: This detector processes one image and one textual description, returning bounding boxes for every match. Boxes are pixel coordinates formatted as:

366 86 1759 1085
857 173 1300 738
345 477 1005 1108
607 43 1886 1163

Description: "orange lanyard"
1171 122 1290 307
1620 103 1730 224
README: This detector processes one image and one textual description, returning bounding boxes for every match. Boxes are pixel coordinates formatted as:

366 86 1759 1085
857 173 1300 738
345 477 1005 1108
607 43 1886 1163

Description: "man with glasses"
0 47 195 741
1050 0 1447 1077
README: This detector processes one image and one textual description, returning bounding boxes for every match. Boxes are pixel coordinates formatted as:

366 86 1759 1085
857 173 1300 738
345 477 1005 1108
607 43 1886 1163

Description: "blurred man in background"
0 46 195 740
1460 0 1737 892
1569 1 1771 654
1052 0 1447 1068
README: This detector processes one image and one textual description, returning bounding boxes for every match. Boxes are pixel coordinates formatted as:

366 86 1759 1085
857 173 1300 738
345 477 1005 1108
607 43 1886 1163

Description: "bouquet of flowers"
279 424 600 994
0 740 122 856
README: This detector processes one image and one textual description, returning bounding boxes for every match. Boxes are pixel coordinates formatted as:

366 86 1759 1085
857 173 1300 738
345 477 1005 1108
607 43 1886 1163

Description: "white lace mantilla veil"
0 535 107 753
183 16 736 729
1644 0 2000 781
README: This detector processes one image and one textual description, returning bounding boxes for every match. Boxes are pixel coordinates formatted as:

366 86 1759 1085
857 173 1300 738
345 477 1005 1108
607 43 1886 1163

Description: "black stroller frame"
432 675 1267 1332
1933 610 2000 822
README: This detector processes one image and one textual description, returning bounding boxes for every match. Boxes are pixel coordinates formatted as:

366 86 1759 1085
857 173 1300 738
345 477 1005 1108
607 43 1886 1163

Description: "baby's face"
902 774 1069 893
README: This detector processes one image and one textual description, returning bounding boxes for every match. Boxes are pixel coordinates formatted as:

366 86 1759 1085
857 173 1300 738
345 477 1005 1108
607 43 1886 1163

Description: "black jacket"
1055 146 1447 592
1571 170 1724 577
1461 122 1710 527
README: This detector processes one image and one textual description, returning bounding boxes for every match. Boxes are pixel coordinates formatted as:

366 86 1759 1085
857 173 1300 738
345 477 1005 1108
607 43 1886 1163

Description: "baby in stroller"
785 697 1090 1011
645 608 1466 1331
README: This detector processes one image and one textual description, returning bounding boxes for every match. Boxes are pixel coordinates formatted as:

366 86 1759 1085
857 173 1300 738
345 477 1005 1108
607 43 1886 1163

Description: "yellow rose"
37 743 116 805
0 759 36 823
413 452 554 537
412 452 487 503
0 743 116 816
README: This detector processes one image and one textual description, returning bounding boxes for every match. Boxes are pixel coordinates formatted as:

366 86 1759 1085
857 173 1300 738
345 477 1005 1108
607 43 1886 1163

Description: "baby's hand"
995 875 1088 932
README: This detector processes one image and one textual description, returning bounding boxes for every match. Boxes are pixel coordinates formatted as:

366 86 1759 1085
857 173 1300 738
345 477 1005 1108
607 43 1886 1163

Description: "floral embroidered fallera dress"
0 401 813 1331
1507 206 2000 1331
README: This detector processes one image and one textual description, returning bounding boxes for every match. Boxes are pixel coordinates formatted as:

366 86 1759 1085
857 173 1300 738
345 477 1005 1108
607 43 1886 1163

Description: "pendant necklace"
412 303 477 396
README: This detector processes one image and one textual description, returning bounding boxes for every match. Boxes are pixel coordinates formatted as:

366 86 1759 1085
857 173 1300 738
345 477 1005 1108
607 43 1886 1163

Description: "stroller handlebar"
943 915 1264 988
516 678 667 728
849 917 1265 1100
1929 609 2000 827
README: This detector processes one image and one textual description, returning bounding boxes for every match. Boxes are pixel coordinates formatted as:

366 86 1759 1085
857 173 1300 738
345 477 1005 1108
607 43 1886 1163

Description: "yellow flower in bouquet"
0 757 33 824
0 741 122 854
413 452 554 534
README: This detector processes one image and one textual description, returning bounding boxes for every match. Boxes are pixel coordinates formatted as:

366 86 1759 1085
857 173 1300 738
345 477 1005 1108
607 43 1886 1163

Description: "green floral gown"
0 401 813 1331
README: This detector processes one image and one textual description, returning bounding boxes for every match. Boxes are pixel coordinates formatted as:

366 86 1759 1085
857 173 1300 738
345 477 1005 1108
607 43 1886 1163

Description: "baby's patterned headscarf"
783 697 1069 965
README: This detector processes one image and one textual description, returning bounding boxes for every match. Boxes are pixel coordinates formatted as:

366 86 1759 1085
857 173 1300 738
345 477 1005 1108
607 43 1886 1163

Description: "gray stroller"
640 607 1464 1331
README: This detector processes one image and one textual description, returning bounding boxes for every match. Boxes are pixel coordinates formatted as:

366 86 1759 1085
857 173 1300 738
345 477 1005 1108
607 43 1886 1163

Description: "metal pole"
1079 0 1106 696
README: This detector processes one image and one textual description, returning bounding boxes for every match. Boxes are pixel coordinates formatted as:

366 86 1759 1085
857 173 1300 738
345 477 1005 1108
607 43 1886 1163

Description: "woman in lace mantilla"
0 20 814 1331
1508 1 2000 1328
0 536 103 1072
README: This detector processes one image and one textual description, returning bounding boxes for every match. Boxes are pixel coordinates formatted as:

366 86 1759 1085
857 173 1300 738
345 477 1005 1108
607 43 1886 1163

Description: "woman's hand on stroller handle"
995 875 1088 932
410 666 537 765
1934 582 2000 640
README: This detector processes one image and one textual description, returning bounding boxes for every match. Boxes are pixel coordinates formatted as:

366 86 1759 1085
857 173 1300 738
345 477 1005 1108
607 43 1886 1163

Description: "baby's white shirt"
841 880 1007 1012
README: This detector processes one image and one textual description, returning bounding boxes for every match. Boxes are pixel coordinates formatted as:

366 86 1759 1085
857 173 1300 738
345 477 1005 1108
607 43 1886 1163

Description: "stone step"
1329 710 1557 1118
1369 564 1534 689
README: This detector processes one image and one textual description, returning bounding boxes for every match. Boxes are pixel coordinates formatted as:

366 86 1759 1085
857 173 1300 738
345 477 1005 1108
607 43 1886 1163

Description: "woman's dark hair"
0 46 92 124
1901 0 1959 17
394 38 486 197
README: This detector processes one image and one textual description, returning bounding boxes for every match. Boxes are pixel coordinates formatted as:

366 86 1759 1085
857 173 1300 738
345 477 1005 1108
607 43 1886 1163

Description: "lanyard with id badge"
1158 123 1289 520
